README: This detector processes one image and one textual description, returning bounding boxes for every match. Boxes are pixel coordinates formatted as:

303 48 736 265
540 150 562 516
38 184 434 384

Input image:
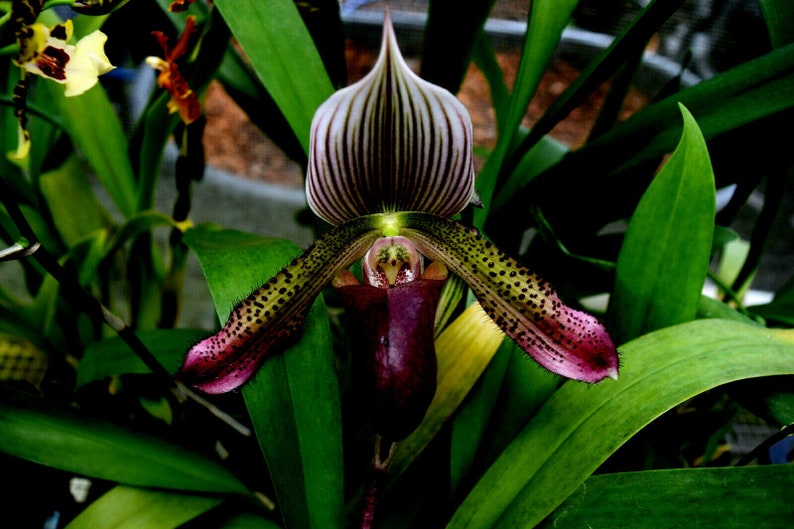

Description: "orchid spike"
146 16 202 124
180 12 618 395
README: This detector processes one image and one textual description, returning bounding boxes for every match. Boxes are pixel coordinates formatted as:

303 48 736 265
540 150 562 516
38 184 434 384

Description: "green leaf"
697 295 760 324
476 344 560 468
759 0 794 48
182 224 301 321
37 79 136 218
183 224 344 529
0 387 247 494
447 319 794 529
101 210 182 266
538 465 794 529
495 134 568 206
71 13 109 38
213 0 335 155
242 298 342 529
608 104 715 345
450 338 512 496
219 512 283 529
216 47 305 164
505 43 794 242
473 0 579 225
65 485 222 529
750 278 794 325
472 34 510 133
492 0 686 210
77 329 209 388
39 155 111 247
766 391 794 424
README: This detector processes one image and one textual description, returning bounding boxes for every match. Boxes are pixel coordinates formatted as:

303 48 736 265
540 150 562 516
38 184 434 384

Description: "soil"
202 15 649 188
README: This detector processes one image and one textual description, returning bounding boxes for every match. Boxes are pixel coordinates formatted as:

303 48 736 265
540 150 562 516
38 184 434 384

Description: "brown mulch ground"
202 23 648 188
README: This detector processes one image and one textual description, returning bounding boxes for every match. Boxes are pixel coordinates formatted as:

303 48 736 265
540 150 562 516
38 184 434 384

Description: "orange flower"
145 16 201 124
168 0 195 12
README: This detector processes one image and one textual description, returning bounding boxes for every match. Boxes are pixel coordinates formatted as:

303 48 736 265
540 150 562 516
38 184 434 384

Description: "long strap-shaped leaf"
0 386 247 494
473 0 578 226
608 104 715 345
499 43 794 243
538 465 794 529
184 225 347 529
64 486 223 529
213 0 334 155
448 318 794 529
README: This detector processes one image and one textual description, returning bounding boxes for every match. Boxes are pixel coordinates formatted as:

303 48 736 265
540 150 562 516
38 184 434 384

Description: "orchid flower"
145 15 201 124
180 15 618 402
14 19 114 97
10 0 114 158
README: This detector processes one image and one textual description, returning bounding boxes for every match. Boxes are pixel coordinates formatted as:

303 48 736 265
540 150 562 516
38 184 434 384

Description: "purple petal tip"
179 334 258 394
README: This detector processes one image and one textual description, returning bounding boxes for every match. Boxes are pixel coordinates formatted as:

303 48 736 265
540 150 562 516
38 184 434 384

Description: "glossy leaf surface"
0 387 247 494
184 224 344 529
506 43 794 242
608 104 715 344
213 0 334 154
474 0 579 224
449 319 794 529
538 466 794 529
77 329 208 388
65 485 222 529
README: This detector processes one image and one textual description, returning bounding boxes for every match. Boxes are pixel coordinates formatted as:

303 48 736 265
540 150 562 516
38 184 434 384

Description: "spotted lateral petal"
306 12 475 226
180 216 382 394
399 213 619 383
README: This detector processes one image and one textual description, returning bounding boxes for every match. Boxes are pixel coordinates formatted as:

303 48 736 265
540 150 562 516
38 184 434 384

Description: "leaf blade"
213 0 334 155
0 387 247 494
538 465 794 529
447 319 794 529
184 224 344 529
608 104 716 344
473 0 579 225
65 485 222 529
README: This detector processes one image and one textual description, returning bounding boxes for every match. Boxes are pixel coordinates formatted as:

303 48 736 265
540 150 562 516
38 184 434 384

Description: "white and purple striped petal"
306 12 475 225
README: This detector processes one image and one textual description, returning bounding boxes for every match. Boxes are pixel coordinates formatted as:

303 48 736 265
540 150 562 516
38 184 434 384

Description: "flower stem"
361 437 396 529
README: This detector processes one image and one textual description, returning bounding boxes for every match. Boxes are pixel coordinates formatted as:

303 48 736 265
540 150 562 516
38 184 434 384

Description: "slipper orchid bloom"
180 14 618 400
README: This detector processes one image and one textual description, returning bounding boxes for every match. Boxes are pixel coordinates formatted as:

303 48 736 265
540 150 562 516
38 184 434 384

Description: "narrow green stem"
0 176 172 383
0 94 64 128
532 206 616 272
706 269 752 317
